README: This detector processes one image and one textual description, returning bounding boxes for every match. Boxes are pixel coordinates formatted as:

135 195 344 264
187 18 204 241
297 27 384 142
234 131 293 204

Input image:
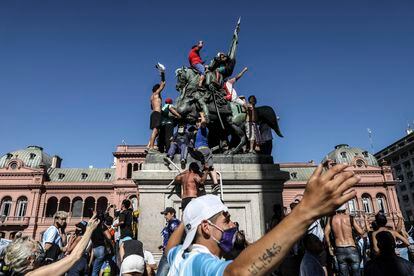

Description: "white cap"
182 195 228 251
120 254 145 274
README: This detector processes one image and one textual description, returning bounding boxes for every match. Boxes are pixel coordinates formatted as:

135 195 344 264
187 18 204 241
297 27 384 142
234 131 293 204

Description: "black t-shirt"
123 240 144 259
119 209 133 239
91 224 106 248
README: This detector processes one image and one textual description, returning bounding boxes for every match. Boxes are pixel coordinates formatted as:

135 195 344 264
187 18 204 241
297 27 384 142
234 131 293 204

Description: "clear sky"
1 0 413 168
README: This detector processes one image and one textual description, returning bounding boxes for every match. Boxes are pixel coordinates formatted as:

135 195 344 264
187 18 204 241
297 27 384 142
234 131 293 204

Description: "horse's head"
175 67 188 92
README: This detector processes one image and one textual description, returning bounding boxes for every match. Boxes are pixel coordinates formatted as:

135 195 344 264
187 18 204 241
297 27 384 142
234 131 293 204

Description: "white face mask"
178 127 185 134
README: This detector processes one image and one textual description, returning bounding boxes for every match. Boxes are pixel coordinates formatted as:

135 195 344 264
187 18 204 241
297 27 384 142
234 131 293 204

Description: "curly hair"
4 236 38 274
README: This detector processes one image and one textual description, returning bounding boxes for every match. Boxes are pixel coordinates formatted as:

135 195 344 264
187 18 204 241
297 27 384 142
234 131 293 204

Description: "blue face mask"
208 221 238 253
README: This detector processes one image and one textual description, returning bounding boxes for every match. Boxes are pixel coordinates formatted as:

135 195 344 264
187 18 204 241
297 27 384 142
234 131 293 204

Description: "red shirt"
188 46 202 65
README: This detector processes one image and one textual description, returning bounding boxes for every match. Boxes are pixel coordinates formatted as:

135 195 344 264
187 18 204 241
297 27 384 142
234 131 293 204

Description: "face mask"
208 221 238 253
178 127 184 134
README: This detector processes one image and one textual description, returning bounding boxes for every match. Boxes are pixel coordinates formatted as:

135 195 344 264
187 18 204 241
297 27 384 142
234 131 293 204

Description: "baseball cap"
120 254 145 274
75 221 87 232
182 195 228 251
160 207 176 215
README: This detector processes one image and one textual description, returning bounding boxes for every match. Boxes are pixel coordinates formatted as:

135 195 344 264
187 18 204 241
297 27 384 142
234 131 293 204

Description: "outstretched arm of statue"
235 67 248 81
224 164 360 276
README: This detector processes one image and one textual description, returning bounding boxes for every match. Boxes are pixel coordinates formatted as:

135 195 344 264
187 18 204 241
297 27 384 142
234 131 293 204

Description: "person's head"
375 212 387 227
165 98 173 104
75 221 87 236
303 234 324 255
122 199 131 210
217 52 228 61
114 209 121 218
152 84 160 93
53 211 68 228
189 162 201 174
371 220 379 231
248 95 257 105
4 236 45 274
160 207 176 222
120 254 145 276
196 117 202 129
14 231 23 240
376 231 396 256
104 216 114 227
177 124 186 134
182 195 237 257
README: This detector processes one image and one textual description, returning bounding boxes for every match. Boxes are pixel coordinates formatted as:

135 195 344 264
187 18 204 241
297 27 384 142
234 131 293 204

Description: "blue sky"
1 0 413 168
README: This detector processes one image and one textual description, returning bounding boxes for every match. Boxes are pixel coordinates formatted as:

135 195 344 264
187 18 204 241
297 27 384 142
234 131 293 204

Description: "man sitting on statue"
165 124 192 167
188 40 205 88
192 112 220 193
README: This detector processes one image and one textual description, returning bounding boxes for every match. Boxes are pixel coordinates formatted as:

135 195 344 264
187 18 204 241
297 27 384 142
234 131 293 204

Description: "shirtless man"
371 212 409 256
324 204 365 276
246 95 259 153
148 63 166 151
174 162 208 210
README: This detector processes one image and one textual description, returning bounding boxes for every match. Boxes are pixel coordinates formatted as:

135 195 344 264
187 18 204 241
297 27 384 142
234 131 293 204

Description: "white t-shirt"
42 225 62 248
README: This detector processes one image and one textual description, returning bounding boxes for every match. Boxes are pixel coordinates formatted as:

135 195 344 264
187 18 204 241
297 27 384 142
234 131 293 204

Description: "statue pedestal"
133 152 289 253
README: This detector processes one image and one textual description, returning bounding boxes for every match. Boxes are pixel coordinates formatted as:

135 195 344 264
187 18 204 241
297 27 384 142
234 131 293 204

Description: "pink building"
0 143 403 240
281 144 401 227
0 145 145 240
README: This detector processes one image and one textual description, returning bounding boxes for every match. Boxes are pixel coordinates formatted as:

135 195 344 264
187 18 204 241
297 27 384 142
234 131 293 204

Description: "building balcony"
0 216 30 226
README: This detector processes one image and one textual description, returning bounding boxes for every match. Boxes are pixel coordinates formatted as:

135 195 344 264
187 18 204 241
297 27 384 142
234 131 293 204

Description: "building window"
9 162 18 170
0 197 12 217
356 159 365 168
362 151 369 158
96 197 108 214
348 198 357 215
15 197 28 217
45 197 58 217
376 194 387 213
126 163 132 179
58 173 65 180
29 153 36 160
290 172 297 179
5 153 12 159
71 197 83 217
104 173 111 180
83 197 95 218
58 197 70 212
340 152 347 158
362 195 373 213
133 163 139 171
81 173 88 180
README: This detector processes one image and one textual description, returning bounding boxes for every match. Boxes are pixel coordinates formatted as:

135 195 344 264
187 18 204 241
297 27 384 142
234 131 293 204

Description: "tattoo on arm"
247 243 282 275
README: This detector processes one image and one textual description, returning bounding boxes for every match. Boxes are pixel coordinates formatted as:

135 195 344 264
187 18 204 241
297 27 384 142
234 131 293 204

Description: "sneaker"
156 62 165 72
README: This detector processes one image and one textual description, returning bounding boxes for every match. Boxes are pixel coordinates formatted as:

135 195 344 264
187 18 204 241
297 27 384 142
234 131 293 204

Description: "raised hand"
299 164 361 220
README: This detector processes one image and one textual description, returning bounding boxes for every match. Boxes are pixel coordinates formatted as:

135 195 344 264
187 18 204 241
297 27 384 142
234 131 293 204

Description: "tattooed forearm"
247 243 282 275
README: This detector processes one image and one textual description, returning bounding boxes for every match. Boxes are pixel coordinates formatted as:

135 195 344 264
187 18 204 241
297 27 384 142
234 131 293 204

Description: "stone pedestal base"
133 153 289 253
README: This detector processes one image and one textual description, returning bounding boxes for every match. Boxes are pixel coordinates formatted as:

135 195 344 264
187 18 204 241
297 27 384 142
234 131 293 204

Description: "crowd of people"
1 165 414 275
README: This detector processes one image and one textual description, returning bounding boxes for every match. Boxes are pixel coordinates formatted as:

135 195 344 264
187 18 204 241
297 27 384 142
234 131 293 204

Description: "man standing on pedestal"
147 63 166 152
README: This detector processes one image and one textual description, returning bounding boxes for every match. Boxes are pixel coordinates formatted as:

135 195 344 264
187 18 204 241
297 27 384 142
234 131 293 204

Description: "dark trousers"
335 246 361 276
158 124 174 153
67 254 89 276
